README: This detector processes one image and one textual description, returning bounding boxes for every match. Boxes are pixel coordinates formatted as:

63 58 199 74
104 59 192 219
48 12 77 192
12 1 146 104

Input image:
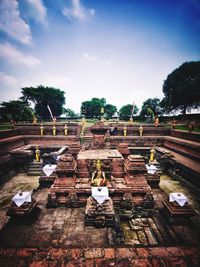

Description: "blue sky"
0 0 200 113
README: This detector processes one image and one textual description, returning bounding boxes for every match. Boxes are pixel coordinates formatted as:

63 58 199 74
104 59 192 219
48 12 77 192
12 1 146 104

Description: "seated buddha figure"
91 159 107 186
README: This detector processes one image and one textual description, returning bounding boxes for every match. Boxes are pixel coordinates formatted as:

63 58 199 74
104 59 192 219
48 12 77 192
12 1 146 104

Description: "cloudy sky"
0 0 200 113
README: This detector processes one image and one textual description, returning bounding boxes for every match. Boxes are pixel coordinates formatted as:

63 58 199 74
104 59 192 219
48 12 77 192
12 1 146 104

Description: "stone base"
85 196 116 228
39 173 57 186
162 199 195 224
145 173 160 188
6 198 38 218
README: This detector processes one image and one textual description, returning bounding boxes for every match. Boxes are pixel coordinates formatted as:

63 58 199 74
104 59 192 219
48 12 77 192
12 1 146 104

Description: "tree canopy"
64 108 77 119
0 100 33 121
20 85 65 119
119 104 138 120
162 61 200 115
140 98 163 119
104 104 117 119
81 98 106 118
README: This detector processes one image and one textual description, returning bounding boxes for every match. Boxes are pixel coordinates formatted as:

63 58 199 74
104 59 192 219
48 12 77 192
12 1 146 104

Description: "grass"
0 124 11 130
175 125 200 133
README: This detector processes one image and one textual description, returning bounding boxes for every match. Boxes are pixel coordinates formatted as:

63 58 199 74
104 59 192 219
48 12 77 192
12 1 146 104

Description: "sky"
0 0 200 113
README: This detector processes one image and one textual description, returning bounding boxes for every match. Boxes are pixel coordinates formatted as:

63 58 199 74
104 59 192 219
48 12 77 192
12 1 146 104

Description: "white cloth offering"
92 187 109 205
146 164 157 174
169 192 188 207
42 164 57 176
12 191 32 207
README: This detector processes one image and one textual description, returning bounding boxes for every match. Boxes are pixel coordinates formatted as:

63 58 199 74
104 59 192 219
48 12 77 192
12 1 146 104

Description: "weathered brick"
82 258 94 267
84 248 104 259
104 248 115 259
149 247 169 258
131 258 153 267
136 248 149 258
96 258 116 267
116 248 137 259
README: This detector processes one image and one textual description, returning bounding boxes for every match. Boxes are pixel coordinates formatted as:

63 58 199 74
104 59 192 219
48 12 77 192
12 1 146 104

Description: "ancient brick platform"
0 246 199 266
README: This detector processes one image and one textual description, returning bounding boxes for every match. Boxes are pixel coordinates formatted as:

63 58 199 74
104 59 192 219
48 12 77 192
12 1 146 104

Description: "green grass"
175 125 200 132
0 125 11 130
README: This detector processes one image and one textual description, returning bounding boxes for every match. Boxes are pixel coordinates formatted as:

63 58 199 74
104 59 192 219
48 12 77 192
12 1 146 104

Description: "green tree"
21 85 65 119
64 108 77 119
0 100 33 121
162 61 200 115
81 98 106 118
119 104 139 120
140 98 163 119
104 104 117 119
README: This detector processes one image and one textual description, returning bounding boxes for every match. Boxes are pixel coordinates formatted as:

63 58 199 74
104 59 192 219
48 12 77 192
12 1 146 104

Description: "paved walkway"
0 246 199 267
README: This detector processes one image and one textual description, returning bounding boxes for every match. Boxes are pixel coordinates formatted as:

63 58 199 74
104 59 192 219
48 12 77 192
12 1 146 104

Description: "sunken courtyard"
0 121 200 266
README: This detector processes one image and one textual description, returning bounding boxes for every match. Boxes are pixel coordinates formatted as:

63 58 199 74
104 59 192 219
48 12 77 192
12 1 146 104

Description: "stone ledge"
0 246 199 266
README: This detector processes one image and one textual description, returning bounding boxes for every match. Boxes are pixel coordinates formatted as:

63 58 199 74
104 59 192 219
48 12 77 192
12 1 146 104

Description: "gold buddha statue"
91 159 107 186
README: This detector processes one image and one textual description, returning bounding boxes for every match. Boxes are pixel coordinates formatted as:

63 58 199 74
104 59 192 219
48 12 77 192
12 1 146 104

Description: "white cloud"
0 0 32 45
82 53 97 62
21 75 73 90
0 72 18 87
0 42 41 67
82 52 113 67
0 72 21 102
62 0 95 21
25 0 48 26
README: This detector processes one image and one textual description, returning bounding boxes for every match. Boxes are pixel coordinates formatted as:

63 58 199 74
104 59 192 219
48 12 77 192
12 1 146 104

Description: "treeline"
0 61 199 121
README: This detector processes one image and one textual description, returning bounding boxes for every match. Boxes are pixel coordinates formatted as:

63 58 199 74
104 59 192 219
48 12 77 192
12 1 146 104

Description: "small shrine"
6 191 38 220
162 192 196 224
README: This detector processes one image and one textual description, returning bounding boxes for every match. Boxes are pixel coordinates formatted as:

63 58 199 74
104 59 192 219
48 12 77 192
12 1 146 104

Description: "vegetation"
162 61 200 115
104 104 117 119
119 104 139 120
0 100 33 122
20 86 65 119
81 98 107 118
140 98 163 120
64 108 77 119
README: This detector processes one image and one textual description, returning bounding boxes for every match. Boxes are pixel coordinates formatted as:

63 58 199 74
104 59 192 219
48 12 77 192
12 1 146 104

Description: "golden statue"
91 159 107 186
40 124 44 135
52 124 56 135
129 117 133 126
64 124 68 135
172 118 176 129
33 116 37 124
35 146 40 162
123 125 127 137
139 125 143 137
154 116 159 127
150 146 156 162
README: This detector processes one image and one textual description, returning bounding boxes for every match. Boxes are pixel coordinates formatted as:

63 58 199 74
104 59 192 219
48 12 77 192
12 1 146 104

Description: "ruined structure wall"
24 136 80 146
170 129 200 142
109 136 163 147
163 137 200 161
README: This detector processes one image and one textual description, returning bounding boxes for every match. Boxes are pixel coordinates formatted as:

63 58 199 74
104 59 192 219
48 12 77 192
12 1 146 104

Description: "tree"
140 98 163 119
0 100 33 121
21 85 65 119
162 61 200 115
119 104 139 120
64 108 77 119
81 98 106 118
104 104 117 119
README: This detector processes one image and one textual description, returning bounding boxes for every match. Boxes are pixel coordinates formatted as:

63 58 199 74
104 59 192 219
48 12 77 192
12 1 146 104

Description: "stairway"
81 136 93 149
153 160 162 175
27 160 43 176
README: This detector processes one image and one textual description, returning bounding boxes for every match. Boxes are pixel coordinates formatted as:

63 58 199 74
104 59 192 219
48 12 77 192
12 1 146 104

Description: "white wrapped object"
12 191 32 207
92 187 109 204
42 164 57 176
169 192 188 207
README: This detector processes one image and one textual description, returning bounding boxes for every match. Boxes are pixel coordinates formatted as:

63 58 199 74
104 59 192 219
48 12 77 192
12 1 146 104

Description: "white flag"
47 105 54 121
131 101 135 116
